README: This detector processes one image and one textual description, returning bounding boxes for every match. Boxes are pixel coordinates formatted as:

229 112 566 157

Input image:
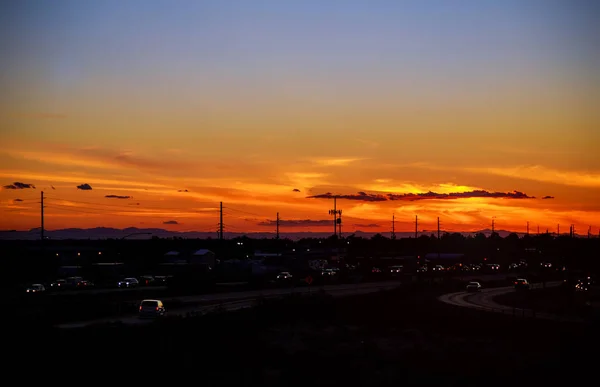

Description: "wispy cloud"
3 182 36 189
311 157 364 167
76 183 92 190
9 112 67 119
293 188 301 192
308 190 538 202
163 220 179 225
354 223 380 228
178 189 189 192
542 196 555 199
14 198 23 202
465 165 600 188
257 219 332 227
105 195 131 199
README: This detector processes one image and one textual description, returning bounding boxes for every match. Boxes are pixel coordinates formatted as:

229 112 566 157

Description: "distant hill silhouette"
0 226 576 240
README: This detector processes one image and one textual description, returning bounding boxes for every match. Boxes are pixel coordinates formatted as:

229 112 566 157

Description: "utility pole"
437 217 441 260
276 212 280 239
492 218 495 234
414 215 418 239
526 221 529 236
337 210 342 238
40 190 44 241
537 225 539 235
328 197 341 238
588 226 591 239
557 224 560 236
219 201 223 240
572 224 575 238
391 214 396 240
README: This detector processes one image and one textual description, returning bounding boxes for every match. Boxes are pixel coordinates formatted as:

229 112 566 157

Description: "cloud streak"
3 182 36 189
257 219 332 227
308 190 538 202
105 195 131 199
163 220 179 224
76 183 92 190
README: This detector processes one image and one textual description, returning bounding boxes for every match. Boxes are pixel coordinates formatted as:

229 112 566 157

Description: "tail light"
139 306 142 311
156 307 159 311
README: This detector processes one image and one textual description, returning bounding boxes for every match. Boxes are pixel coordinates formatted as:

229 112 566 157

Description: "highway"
57 280 401 328
438 281 584 323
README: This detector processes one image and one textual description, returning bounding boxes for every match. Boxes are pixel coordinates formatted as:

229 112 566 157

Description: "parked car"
138 299 166 319
50 279 67 289
118 277 139 288
26 284 46 293
466 281 482 292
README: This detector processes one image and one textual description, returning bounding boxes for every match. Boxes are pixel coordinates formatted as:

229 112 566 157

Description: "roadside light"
77 252 81 256
98 251 102 255
56 253 59 256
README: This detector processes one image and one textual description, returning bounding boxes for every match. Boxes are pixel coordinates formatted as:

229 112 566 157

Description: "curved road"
438 282 583 323
57 281 400 328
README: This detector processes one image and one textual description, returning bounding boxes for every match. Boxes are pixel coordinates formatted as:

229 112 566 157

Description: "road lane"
438 282 584 322
56 281 400 328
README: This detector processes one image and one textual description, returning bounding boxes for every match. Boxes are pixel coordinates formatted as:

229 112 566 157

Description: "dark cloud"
51 185 56 190
163 220 179 225
542 196 555 199
308 190 537 202
354 223 380 228
105 195 131 199
178 189 189 192
307 192 387 202
258 219 332 227
293 188 301 192
3 182 36 189
14 198 23 202
76 183 92 190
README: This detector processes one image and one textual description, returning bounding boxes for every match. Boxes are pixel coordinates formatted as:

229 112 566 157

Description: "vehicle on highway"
26 284 46 293
514 278 530 290
154 275 171 285
118 277 139 288
432 265 445 272
389 265 403 274
50 279 67 289
466 281 482 292
139 275 155 286
65 276 84 288
77 280 95 289
276 272 293 281
138 299 166 319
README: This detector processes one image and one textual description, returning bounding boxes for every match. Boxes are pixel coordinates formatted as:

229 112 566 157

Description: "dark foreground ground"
10 282 598 386
494 285 593 319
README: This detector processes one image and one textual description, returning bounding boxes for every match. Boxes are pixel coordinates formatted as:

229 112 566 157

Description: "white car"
139 299 166 319
466 281 482 292
26 284 46 293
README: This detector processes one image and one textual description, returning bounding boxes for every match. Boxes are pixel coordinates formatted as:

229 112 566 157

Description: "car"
77 280 95 288
276 272 293 280
514 278 530 290
118 277 139 288
466 281 482 292
138 299 166 319
50 279 67 289
26 284 46 293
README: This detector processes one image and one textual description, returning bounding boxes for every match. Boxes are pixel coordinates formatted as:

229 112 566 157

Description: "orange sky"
1 1 598 236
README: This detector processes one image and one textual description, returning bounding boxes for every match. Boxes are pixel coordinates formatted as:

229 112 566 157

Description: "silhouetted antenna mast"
557 224 560 236
437 217 440 240
526 221 529 236
219 201 224 240
415 215 418 239
276 212 280 239
391 214 396 240
41 190 44 241
491 217 495 234
537 225 539 235
328 196 341 238
588 226 592 239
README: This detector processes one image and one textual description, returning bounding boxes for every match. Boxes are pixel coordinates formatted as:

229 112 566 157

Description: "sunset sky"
1 0 599 236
